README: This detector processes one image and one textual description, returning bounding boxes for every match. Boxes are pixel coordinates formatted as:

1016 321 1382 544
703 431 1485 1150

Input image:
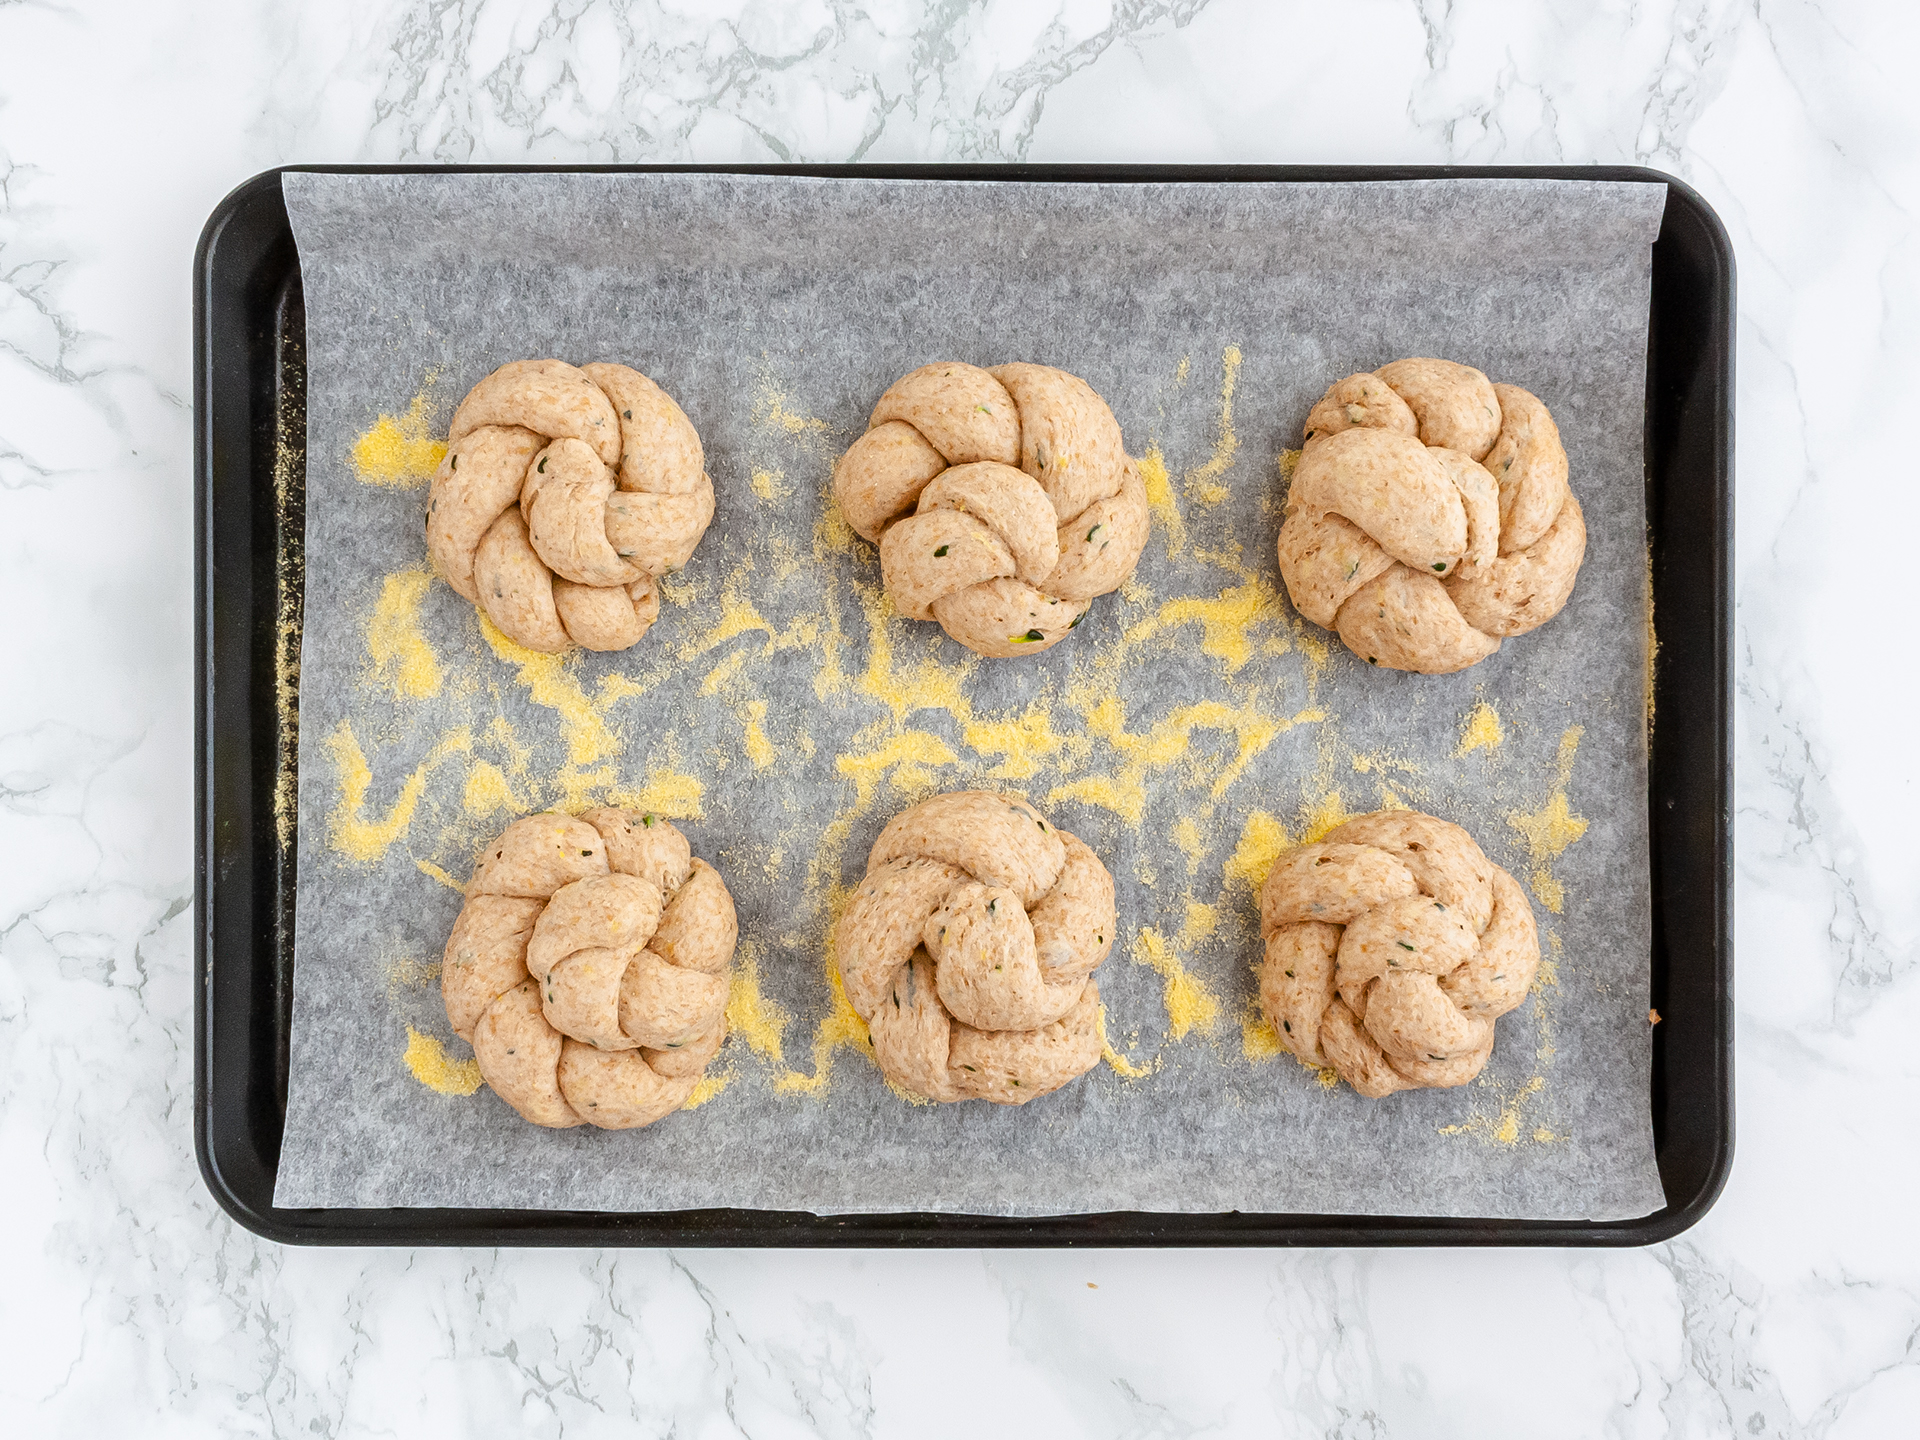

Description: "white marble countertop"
3 0 1915 1433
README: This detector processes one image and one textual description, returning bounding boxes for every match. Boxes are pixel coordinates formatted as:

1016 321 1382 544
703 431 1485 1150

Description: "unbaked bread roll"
834 362 1149 657
441 809 737 1128
1256 808 1539 1097
427 360 715 653
1277 360 1585 674
834 791 1115 1103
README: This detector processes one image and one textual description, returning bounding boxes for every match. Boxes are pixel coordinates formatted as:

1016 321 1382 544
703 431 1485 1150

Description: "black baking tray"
195 164 1733 1246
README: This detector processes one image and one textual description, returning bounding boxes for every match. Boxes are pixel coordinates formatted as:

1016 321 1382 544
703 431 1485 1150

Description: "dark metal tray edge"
194 163 1734 1248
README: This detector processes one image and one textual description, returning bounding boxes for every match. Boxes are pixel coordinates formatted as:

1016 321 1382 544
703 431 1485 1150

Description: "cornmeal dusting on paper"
1456 700 1505 756
1507 726 1589 913
462 761 518 817
478 617 620 809
326 721 472 864
772 937 870 1096
965 706 1078 781
1099 1007 1158 1079
1124 577 1281 672
1296 788 1352 845
751 467 788 500
1131 926 1220 1040
1223 810 1288 892
1240 1004 1285 1061
383 953 440 1001
753 372 833 437
1137 442 1186 556
1048 694 1317 823
685 1070 732 1108
1184 344 1242 504
739 701 777 769
1440 1075 1547 1147
352 391 446 487
366 568 443 699
414 858 465 893
726 944 791 1063
1172 816 1206 874
403 1026 482 1096
609 761 705 819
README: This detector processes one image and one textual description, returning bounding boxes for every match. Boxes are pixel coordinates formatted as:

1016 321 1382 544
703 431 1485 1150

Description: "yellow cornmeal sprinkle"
964 706 1078 781
1441 1075 1547 1147
726 946 791 1063
833 731 958 817
366 568 443 699
1507 726 1590 913
1099 1007 1158 1079
1295 788 1352 845
1183 344 1242 504
1124 577 1280 673
478 616 621 811
383 954 439 1002
462 761 519 817
414 858 464 893
1047 694 1316 823
326 722 471 864
853 582 974 724
478 618 616 770
1456 700 1505 757
773 923 870 1096
685 1070 732 1108
1131 927 1220 1040
739 700 777 769
1172 816 1206 873
753 373 832 436
1136 442 1186 556
352 393 446 487
750 467 788 500
1239 1003 1285 1061
1223 810 1288 892
608 763 705 819
701 649 750 696
403 1027 482 1096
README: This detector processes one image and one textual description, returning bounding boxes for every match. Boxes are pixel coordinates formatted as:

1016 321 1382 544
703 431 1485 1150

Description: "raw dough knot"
441 809 738 1129
833 362 1150 657
1277 359 1586 674
1256 809 1540 1098
833 791 1117 1103
427 359 716 654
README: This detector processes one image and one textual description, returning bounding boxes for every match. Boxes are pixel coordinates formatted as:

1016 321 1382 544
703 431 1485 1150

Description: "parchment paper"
274 172 1667 1219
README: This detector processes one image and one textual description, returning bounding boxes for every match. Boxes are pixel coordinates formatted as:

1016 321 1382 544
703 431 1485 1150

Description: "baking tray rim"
194 162 1734 1248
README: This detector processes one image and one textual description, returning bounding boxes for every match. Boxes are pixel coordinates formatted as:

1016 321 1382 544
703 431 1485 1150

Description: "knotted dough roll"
834 362 1150 657
427 359 715 653
833 791 1116 1103
1277 359 1586 674
1257 808 1540 1097
441 809 737 1129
